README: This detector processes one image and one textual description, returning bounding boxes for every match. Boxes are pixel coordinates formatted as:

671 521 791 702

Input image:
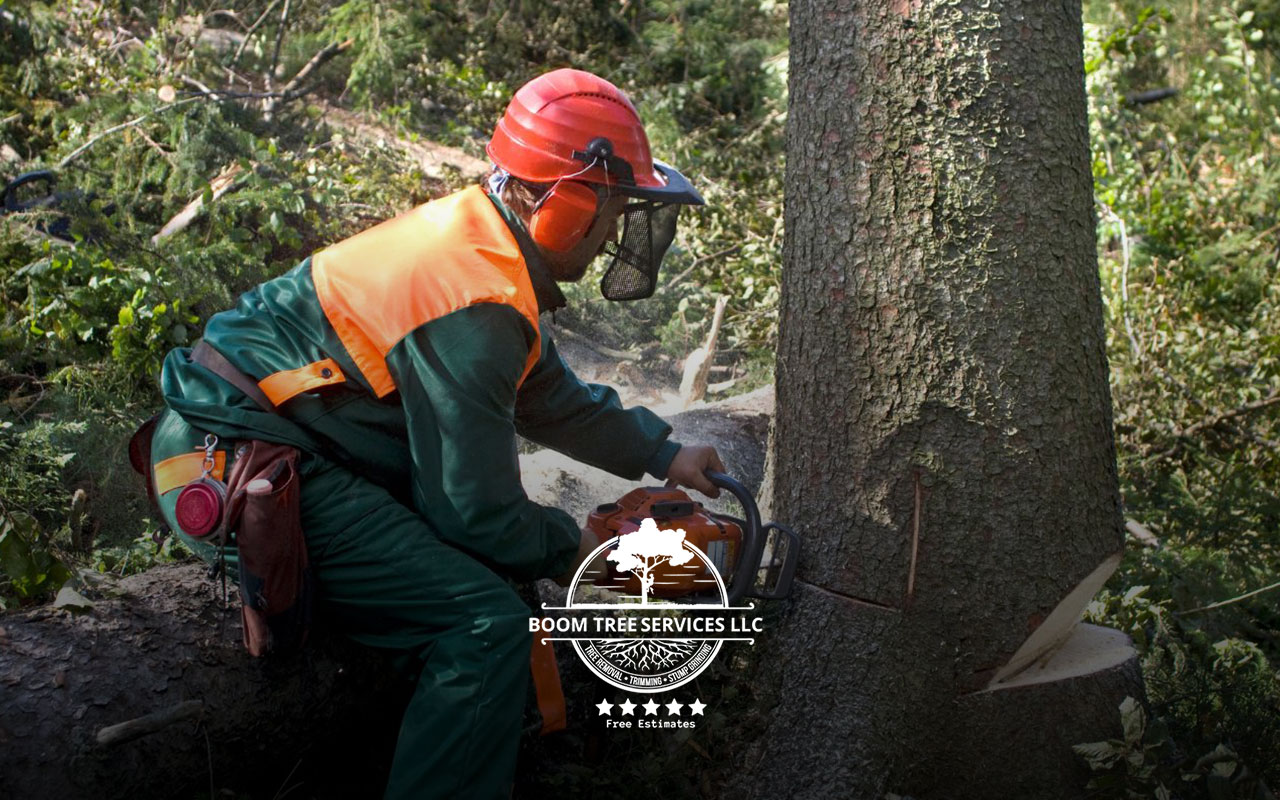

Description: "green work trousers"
150 408 533 799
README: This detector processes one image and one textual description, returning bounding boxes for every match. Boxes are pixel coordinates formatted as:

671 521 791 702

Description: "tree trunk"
734 1 1138 797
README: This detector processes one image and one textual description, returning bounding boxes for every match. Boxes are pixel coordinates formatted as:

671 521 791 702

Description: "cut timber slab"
990 553 1123 686
984 623 1136 693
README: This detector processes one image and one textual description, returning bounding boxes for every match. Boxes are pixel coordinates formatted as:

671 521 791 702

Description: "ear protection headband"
527 137 633 253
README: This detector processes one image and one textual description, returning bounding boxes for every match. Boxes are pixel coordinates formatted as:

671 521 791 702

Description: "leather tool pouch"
131 342 312 657
127 413 163 521
221 440 313 657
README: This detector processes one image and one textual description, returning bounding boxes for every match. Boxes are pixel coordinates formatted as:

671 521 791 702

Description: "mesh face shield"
599 202 681 301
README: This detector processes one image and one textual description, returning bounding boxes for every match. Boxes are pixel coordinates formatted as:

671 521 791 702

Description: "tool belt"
129 340 313 657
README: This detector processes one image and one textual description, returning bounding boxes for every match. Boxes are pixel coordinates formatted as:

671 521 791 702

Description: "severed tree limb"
97 700 204 747
263 38 353 120
57 98 203 169
231 0 281 68
659 245 742 295
1145 389 1280 463
679 295 729 408
1179 578 1280 615
267 0 291 92
152 163 248 244
550 325 641 362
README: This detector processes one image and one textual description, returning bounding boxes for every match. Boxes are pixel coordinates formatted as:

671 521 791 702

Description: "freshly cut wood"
679 295 729 408
989 553 1123 686
946 625 1142 797
315 101 490 181
152 163 246 244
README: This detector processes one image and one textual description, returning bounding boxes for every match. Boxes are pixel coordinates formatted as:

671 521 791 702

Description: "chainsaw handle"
704 470 763 607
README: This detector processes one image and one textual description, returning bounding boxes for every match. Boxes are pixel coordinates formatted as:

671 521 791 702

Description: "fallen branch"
57 97 202 169
152 163 248 244
551 325 642 362
97 700 204 747
267 0 291 91
264 38 353 119
680 295 729 408
1145 389 1280 462
1179 578 1280 615
660 244 742 294
231 0 281 67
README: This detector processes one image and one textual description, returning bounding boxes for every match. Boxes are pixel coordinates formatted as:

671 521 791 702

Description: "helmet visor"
600 202 681 301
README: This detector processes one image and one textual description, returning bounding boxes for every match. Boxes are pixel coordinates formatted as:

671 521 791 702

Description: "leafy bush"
1086 1 1280 790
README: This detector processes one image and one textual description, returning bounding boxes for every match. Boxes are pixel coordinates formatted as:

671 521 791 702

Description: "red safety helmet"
487 69 703 300
488 68 702 202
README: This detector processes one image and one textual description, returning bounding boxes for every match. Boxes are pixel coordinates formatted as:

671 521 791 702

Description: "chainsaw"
585 471 800 607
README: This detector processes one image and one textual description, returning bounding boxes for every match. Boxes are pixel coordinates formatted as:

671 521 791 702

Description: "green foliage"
0 511 72 604
1084 1 1280 791
1082 589 1280 798
93 528 191 578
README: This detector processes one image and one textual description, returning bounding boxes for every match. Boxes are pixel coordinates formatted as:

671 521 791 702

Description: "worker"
139 68 725 798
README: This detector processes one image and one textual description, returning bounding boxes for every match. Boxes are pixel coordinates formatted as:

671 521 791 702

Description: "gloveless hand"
665 444 726 498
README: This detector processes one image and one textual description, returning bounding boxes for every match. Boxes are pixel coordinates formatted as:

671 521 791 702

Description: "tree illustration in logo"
606 518 695 604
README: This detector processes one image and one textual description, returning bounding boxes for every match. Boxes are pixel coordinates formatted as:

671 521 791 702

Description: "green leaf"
1073 740 1123 770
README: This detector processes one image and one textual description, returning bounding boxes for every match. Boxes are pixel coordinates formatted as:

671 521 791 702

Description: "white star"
665 699 683 716
596 699 614 716
688 698 707 716
642 699 661 716
618 699 637 716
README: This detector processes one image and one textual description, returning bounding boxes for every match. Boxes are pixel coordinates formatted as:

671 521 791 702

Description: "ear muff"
529 181 599 253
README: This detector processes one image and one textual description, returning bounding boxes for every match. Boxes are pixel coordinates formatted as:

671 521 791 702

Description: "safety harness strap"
529 636 567 734
191 340 278 414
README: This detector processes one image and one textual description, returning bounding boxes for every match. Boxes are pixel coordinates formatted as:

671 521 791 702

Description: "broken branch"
57 97 202 169
263 38 353 118
152 163 248 244
1145 389 1280 462
97 700 204 747
1179 578 1280 615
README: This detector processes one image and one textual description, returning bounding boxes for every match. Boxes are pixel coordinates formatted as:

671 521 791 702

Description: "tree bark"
735 1 1136 797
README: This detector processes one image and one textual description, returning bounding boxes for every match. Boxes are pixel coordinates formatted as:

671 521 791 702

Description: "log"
0 564 406 799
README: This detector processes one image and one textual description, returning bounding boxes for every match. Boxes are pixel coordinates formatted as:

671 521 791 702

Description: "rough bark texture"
734 1 1133 797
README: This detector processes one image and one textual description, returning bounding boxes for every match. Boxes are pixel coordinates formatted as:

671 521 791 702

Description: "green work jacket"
159 190 679 582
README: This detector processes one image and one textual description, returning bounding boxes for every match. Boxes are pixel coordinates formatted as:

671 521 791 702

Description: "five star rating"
596 698 707 729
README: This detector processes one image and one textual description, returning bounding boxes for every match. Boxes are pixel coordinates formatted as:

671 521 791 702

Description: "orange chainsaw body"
586 486 741 599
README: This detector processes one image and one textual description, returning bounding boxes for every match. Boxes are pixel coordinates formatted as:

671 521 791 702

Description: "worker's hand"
665 444 726 498
553 528 608 587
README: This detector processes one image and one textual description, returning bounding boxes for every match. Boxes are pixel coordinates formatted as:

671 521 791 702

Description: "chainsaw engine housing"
586 486 741 599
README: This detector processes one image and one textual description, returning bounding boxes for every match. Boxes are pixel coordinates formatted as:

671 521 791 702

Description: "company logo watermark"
530 518 763 694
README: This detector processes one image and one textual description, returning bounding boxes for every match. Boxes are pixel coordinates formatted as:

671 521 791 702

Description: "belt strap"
191 340 278 414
